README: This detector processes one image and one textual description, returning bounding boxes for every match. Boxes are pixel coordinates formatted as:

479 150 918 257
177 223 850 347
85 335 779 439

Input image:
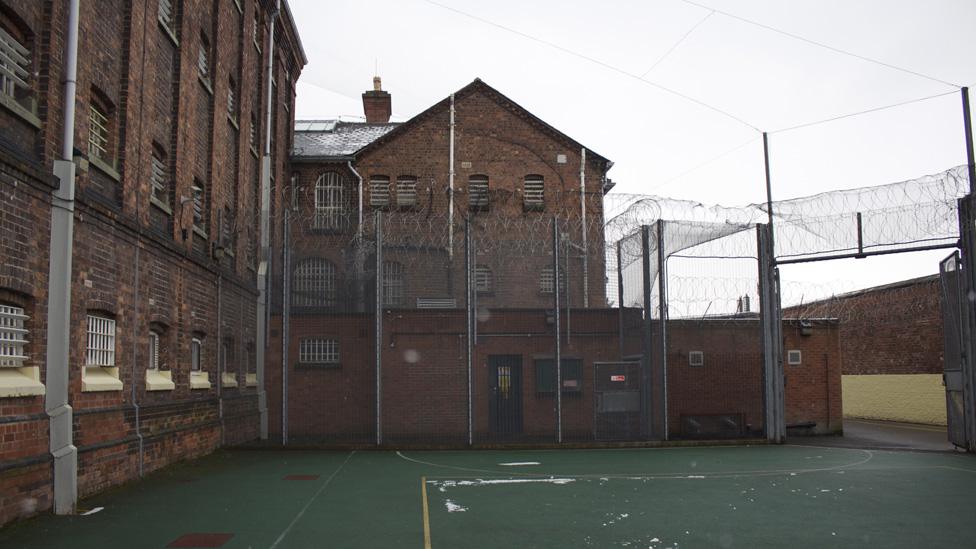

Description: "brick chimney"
362 76 391 124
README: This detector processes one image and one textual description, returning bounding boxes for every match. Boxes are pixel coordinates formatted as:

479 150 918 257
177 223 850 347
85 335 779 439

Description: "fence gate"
939 252 969 449
593 362 643 441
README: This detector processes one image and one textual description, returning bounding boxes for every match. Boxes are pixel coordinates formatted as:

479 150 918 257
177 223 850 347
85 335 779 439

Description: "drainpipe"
45 0 80 515
580 148 588 308
448 93 455 258
256 0 281 440
131 245 143 476
216 273 223 445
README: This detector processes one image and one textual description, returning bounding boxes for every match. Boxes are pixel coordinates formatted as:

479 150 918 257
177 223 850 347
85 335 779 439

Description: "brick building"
0 0 304 526
785 275 945 425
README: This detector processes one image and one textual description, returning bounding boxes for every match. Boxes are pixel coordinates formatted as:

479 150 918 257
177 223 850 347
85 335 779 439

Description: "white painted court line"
498 462 540 466
269 451 356 549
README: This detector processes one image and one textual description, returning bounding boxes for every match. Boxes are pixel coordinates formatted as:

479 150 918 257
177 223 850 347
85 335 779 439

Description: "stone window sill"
246 373 257 387
0 94 42 129
158 17 180 47
0 367 45 398
150 195 172 215
221 372 238 388
90 155 121 182
198 75 214 96
190 371 211 390
82 366 123 392
228 114 239 131
146 369 175 391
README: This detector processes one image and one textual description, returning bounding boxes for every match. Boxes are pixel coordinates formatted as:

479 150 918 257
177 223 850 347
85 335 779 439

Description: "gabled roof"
292 120 400 160
291 79 612 170
355 79 612 169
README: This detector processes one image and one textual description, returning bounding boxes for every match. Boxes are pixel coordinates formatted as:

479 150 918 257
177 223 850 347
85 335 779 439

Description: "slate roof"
292 120 400 159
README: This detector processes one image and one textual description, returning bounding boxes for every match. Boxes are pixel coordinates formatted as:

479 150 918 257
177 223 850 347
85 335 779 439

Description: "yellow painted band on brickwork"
842 374 947 426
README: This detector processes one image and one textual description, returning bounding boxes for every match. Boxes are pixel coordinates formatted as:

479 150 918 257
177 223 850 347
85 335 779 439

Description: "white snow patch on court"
686 475 705 479
437 478 575 488
444 500 467 513
498 462 540 466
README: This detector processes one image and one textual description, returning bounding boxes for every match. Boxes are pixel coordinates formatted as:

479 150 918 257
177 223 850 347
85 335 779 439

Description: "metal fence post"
465 218 474 446
640 225 653 439
758 224 785 442
617 240 625 358
656 219 668 440
553 217 563 443
375 211 383 446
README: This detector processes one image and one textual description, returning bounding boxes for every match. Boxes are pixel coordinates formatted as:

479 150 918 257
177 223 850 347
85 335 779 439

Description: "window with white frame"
0 305 28 367
539 266 564 294
382 261 404 306
475 265 492 294
197 33 210 82
252 10 262 51
524 175 544 210
469 175 489 211
88 101 110 161
370 176 390 207
86 315 116 367
192 179 206 231
148 331 160 370
689 350 704 367
292 258 337 307
150 145 169 206
299 338 339 365
227 77 237 119
0 23 32 109
396 176 417 209
787 349 802 366
249 110 258 150
314 172 346 230
191 337 203 371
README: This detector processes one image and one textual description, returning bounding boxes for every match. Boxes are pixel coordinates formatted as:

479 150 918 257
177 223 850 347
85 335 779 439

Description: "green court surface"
1 445 974 548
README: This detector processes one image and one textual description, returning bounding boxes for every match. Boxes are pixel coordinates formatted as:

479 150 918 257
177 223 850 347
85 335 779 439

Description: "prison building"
287 77 614 312
784 275 944 425
0 0 305 527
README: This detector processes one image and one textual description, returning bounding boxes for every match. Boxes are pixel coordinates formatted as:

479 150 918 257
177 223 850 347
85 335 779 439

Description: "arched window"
293 258 337 307
475 264 492 294
313 172 346 230
382 261 404 306
523 175 544 211
469 175 489 211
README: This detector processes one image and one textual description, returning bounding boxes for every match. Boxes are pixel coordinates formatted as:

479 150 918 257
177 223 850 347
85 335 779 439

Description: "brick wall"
0 0 304 528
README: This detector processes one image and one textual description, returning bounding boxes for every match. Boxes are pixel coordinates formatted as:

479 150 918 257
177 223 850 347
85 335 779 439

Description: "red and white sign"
610 375 625 382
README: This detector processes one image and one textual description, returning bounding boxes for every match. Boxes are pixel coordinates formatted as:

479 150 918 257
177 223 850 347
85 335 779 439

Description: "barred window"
252 10 262 51
191 337 203 371
0 305 28 367
227 77 237 118
88 102 110 161
150 146 168 205
469 175 489 211
158 0 176 32
382 261 404 306
396 176 417 208
475 265 492 294
369 175 390 207
197 33 210 81
524 175 544 210
314 172 346 230
299 338 339 364
0 24 31 106
249 110 258 150
86 315 116 367
293 258 337 307
192 179 206 231
539 266 565 294
148 331 160 370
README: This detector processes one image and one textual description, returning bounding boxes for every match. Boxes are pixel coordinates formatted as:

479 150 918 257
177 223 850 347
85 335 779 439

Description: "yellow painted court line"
421 476 432 549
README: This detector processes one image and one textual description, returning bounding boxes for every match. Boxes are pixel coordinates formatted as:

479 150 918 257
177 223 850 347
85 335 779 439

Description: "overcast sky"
288 0 976 299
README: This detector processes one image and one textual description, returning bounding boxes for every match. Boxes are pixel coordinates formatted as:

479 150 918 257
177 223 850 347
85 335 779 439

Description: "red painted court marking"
166 533 234 548
283 474 321 481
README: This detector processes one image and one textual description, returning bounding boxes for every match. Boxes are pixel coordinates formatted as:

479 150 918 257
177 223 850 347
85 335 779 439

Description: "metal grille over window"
89 105 109 160
249 111 258 150
227 83 236 117
150 152 168 204
475 265 492 294
197 41 209 80
369 176 390 207
148 332 160 370
192 183 205 230
539 266 564 294
524 175 544 210
0 305 28 367
86 315 116 367
158 0 175 31
382 261 404 306
0 26 30 101
396 177 417 208
314 172 346 230
293 258 337 307
469 175 489 210
299 338 339 364
191 338 202 371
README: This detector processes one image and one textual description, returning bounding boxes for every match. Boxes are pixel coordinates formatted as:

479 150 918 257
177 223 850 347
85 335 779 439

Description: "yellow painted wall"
842 374 947 425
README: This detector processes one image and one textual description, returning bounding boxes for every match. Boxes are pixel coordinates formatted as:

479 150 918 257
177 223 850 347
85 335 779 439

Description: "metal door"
488 355 523 435
593 362 642 441
939 252 968 448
